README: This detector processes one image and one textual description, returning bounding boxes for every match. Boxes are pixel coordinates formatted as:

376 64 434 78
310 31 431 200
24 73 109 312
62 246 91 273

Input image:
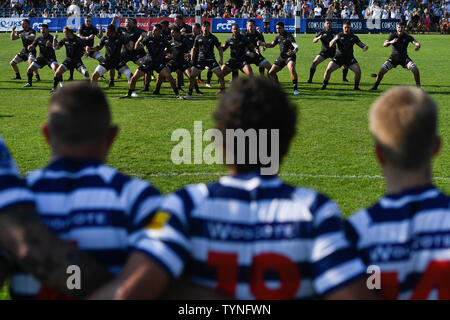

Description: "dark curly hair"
213 77 297 174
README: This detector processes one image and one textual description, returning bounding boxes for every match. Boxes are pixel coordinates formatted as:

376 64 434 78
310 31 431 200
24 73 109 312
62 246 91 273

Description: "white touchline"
140 172 450 180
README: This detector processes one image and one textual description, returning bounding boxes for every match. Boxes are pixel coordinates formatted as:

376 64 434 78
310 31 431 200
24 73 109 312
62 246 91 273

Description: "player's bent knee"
408 63 417 71
94 65 107 76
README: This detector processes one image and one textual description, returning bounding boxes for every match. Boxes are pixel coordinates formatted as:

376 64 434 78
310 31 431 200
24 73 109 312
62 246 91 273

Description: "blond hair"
369 87 438 169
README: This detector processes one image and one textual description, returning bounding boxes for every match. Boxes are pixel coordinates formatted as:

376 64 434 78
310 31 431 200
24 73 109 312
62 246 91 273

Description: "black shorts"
15 48 36 62
194 59 220 71
138 57 165 73
225 58 247 70
35 55 57 69
274 55 296 68
246 54 266 66
121 49 146 64
101 58 126 71
167 60 190 73
319 49 336 59
332 55 358 67
88 50 102 59
62 57 84 71
387 55 413 69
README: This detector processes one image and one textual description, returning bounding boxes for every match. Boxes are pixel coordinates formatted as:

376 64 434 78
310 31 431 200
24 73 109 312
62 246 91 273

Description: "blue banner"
211 18 302 33
305 19 400 33
29 17 115 32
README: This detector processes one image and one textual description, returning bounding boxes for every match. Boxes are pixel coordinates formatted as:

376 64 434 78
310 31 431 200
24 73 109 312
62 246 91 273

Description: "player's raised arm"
89 37 105 52
221 39 230 52
329 34 339 47
10 26 20 40
27 38 37 51
265 39 278 48
53 34 62 50
412 39 421 51
134 34 144 51
384 34 398 47
313 32 322 43
357 40 368 51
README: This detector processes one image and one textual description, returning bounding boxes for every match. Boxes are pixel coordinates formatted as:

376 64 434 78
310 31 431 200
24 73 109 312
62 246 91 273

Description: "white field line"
143 172 450 181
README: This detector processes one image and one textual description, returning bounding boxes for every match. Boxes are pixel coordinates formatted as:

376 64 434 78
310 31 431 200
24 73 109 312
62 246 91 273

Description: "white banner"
0 18 22 31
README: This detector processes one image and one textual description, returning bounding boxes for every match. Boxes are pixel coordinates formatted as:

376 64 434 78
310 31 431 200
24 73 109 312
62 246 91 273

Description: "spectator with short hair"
67 0 81 17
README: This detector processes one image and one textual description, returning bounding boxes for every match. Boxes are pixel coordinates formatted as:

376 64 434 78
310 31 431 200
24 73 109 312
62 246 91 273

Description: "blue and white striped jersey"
345 184 450 300
10 158 162 299
0 136 34 212
138 172 367 299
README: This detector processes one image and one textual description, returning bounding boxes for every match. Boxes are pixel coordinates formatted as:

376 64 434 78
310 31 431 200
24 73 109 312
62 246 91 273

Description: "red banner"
118 17 212 31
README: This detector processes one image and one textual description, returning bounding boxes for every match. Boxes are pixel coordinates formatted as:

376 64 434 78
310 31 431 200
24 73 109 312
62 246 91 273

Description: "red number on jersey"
207 251 300 299
411 261 450 300
250 253 301 299
381 260 450 300
380 272 399 300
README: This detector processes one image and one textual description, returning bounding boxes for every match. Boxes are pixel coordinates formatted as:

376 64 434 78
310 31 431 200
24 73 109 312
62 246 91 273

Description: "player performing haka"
266 21 300 95
67 16 105 81
23 24 59 89
52 26 90 92
10 18 40 82
89 24 133 87
163 26 203 95
308 19 348 83
241 19 272 77
121 24 179 99
370 22 421 91
183 20 225 99
110 17 146 89
321 21 368 91
221 24 257 79
229 19 271 82
182 23 204 93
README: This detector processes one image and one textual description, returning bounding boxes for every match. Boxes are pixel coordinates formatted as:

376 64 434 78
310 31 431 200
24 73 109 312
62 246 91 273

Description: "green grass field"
0 32 449 299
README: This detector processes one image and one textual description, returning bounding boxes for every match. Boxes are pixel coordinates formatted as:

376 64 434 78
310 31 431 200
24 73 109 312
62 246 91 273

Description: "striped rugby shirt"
10 158 162 299
138 172 367 299
0 136 34 212
345 184 450 300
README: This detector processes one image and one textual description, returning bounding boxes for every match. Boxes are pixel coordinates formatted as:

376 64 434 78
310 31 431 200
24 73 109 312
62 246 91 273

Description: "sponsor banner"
0 18 114 32
305 19 400 33
271 18 297 33
0 18 22 31
211 18 300 33
118 17 211 31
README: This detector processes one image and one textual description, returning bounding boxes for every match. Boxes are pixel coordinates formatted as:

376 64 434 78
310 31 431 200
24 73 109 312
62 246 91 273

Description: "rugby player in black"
241 19 272 77
173 14 192 89
69 16 105 81
161 20 172 42
10 18 40 82
89 24 133 87
221 23 257 79
266 21 300 95
23 24 59 88
164 26 202 94
121 24 179 99
52 27 90 92
184 20 225 98
370 22 421 91
184 23 204 91
111 17 146 90
308 19 348 83
174 14 193 34
321 21 368 91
